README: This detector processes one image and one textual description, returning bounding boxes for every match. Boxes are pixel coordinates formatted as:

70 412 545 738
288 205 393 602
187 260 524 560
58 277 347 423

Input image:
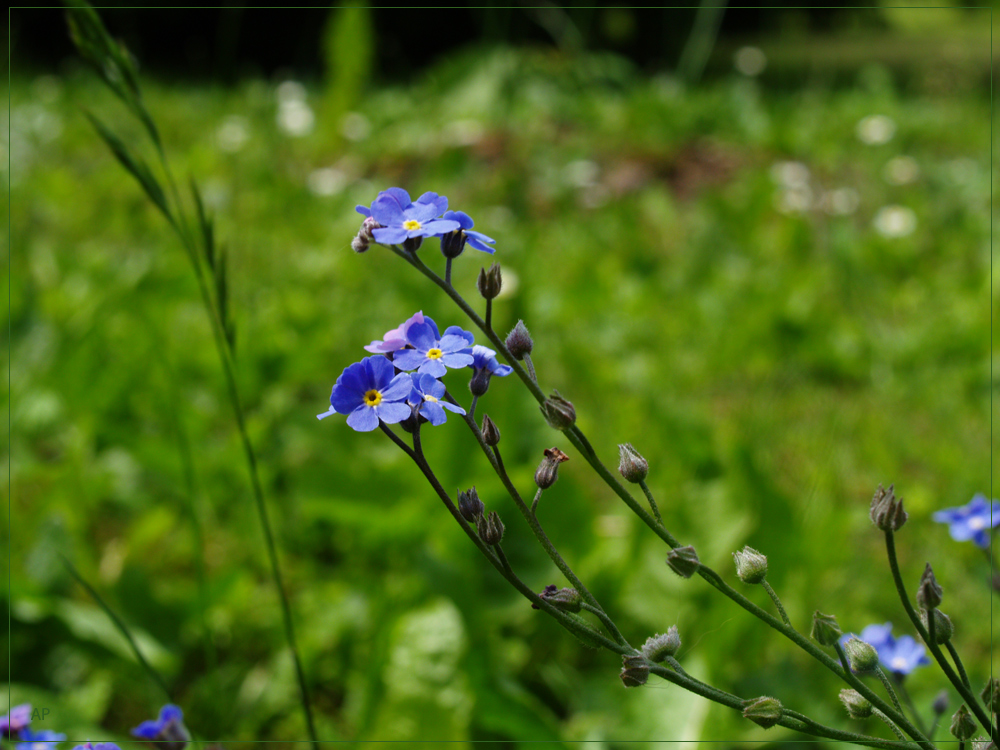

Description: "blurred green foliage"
4 27 995 749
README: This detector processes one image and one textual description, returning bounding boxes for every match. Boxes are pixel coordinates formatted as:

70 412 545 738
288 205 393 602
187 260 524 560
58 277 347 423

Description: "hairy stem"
761 579 791 627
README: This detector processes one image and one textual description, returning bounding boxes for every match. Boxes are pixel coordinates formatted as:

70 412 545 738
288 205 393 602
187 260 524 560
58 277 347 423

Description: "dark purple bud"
470 367 491 397
481 414 501 446
666 546 700 578
402 236 423 253
620 654 650 687
477 262 502 300
458 487 485 523
476 510 505 545
505 320 533 359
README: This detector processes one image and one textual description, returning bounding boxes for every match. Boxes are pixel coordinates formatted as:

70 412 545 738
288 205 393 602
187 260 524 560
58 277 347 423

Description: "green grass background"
4 17 997 749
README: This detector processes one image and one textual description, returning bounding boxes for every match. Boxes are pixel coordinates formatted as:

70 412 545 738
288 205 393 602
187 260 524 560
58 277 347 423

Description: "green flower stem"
530 487 543 515
664 655 688 677
484 297 493 331
580 602 628 644
447 405 631 650
944 640 972 691
872 708 907 742
875 667 903 715
884 530 996 742
445 257 454 287
893 675 929 738
523 353 537 382
646 664 920 750
469 394 479 420
495 545 514 575
637 479 662 523
760 579 791 627
385 424 623 654
396 244 932 747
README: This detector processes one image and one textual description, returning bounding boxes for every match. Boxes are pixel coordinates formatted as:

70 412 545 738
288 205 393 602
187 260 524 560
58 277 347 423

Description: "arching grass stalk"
65 3 317 744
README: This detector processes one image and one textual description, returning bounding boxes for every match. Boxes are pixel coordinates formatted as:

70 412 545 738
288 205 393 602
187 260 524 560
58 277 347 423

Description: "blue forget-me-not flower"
839 623 930 676
318 355 412 431
357 188 459 245
439 210 496 256
131 704 190 750
17 729 67 750
391 319 474 378
408 373 467 426
932 494 999 549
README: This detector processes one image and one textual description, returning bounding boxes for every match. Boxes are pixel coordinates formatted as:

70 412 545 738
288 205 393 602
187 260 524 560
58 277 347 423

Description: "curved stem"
523 353 537 382
637 479 662 523
580 602 626 642
530 487 543 515
893 674 929 738
761 579 791 627
872 708 907 742
944 640 972 691
884 530 995 742
876 667 903 715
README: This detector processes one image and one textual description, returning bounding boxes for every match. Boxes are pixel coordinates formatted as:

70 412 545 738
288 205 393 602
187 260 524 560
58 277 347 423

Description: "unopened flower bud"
870 483 908 531
351 233 370 253
540 391 575 429
531 584 582 613
505 320 533 359
481 414 500 446
920 608 954 644
742 696 783 729
932 690 949 716
981 677 1000 714
402 236 423 253
844 636 879 673
441 228 467 259
666 546 700 578
810 611 842 646
618 443 648 483
470 368 491 397
477 510 505 545
916 562 943 610
641 626 681 662
950 704 978 741
477 262 502 300
733 546 768 584
458 487 485 523
840 689 873 719
535 447 569 490
973 739 997 750
620 654 649 687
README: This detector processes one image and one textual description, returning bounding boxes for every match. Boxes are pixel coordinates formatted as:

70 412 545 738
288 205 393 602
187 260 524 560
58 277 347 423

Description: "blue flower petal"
375 401 413 425
347 404 380 432
381 372 414 401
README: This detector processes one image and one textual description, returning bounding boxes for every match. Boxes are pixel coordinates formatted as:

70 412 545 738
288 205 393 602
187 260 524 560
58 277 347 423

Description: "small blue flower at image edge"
932 493 1000 548
318 355 412 431
408 373 467 426
441 210 497 254
16 729 67 750
71 744 120 750
132 704 190 750
391 319 475 378
838 623 930 676
364 310 433 354
1 704 32 737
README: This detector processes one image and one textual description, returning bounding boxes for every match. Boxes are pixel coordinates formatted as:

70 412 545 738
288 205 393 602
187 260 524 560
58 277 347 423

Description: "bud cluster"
620 654 650 687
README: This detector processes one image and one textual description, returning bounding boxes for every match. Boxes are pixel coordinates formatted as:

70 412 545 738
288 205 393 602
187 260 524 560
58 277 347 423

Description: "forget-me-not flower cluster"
838 622 930 676
933 494 999 549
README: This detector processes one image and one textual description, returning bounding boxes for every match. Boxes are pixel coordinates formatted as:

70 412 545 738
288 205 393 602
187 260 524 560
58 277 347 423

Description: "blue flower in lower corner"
408 373 466 426
71 744 120 750
318 355 412 432
839 623 930 676
132 704 190 750
17 729 66 750
933 494 1000 548
1 704 31 737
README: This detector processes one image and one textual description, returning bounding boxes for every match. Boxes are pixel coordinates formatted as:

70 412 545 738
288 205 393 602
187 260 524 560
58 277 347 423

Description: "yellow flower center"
426 348 443 360
363 389 382 407
403 219 422 231
424 395 439 403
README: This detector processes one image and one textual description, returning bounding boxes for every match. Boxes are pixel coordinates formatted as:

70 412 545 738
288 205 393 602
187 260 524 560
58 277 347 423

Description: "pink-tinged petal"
405 321 438 350
372 226 408 244
377 401 413 425
371 194 406 226
347 404 379 431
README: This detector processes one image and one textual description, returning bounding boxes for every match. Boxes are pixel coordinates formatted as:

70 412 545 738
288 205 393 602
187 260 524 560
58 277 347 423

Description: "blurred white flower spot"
444 118 484 147
823 187 860 216
217 115 250 152
856 115 896 145
734 46 767 77
308 167 348 197
775 185 813 214
873 205 916 237
770 160 810 188
884 156 919 185
564 159 600 188
342 112 371 141
276 80 307 104
278 100 315 137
